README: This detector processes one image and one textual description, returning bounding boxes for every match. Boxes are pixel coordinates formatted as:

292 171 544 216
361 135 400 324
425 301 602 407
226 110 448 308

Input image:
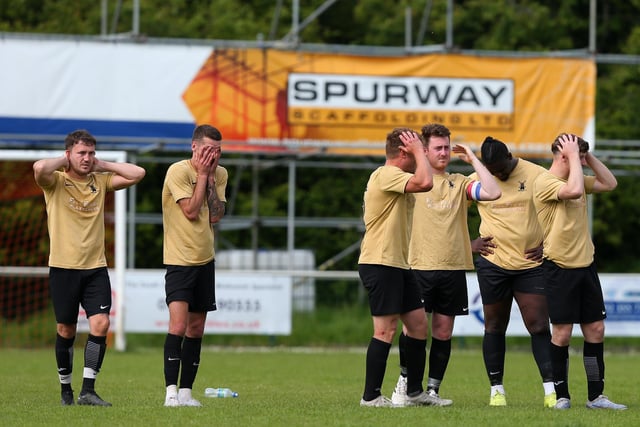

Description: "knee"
57 323 77 339
169 320 188 336
583 322 605 341
483 318 508 335
89 314 110 336
526 320 550 336
403 316 428 340
186 323 206 338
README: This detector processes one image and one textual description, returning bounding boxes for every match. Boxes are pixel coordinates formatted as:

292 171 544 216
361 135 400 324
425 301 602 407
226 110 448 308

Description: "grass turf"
1 346 637 427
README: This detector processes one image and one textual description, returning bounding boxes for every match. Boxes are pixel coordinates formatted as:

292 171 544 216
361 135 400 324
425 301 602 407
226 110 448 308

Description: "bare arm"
401 131 433 193
585 152 617 193
93 159 146 190
206 146 226 224
453 144 501 201
206 174 226 224
556 135 585 200
179 144 216 221
33 156 68 187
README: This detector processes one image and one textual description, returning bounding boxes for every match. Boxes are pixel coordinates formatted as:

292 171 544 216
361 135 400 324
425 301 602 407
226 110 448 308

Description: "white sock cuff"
83 367 98 379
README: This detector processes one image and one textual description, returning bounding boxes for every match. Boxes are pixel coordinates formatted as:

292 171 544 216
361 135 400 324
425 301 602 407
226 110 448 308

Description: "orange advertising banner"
183 48 595 156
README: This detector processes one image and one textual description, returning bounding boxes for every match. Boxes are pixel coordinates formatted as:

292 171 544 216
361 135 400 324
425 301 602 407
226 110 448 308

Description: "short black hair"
421 123 450 145
65 129 97 150
193 124 222 142
385 127 421 158
481 136 509 163
551 133 589 154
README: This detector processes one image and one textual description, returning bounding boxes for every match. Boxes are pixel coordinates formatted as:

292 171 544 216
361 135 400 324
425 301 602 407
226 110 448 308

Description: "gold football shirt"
472 159 546 270
358 165 415 269
409 173 475 271
41 171 114 269
534 172 596 268
162 159 228 266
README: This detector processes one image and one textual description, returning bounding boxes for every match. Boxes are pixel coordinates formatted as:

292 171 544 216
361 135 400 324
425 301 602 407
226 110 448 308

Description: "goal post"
0 149 128 351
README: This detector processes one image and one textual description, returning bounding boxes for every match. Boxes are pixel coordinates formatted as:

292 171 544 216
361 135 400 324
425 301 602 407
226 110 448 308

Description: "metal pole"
405 7 412 49
416 0 433 46
127 152 137 268
446 0 454 50
282 0 338 42
132 0 140 36
113 152 127 351
287 160 296 267
101 0 108 36
589 0 597 54
251 155 259 269
291 0 299 44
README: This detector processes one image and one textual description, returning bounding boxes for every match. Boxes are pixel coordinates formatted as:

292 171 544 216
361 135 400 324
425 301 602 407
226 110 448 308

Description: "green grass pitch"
1 347 636 426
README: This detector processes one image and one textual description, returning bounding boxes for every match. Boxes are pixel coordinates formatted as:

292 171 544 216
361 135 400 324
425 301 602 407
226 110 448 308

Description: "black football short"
475 256 545 305
165 260 217 312
413 269 469 316
49 267 112 324
358 264 423 316
542 260 606 324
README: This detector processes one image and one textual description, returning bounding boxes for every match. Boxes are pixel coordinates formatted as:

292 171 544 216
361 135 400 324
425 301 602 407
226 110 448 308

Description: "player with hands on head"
391 123 501 407
358 127 436 407
162 124 228 407
533 133 626 410
469 136 554 407
33 129 146 406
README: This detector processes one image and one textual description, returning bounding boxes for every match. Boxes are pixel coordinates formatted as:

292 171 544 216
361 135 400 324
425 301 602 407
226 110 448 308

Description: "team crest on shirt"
518 180 526 191
448 180 455 188
87 176 99 194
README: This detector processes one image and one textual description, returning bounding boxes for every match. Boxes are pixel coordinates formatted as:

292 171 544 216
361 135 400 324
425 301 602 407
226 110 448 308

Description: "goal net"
0 150 127 350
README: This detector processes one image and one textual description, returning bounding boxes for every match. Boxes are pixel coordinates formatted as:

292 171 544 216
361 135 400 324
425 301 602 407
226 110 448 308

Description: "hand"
556 134 580 156
91 157 104 172
471 236 496 255
524 242 544 262
211 145 221 170
193 144 216 176
398 131 423 156
452 144 477 165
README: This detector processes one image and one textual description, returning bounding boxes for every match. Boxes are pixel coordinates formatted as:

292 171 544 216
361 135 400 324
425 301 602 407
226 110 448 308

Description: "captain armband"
466 181 482 201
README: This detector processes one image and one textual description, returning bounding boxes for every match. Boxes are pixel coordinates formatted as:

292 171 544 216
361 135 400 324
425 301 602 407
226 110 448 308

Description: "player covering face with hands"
162 124 228 407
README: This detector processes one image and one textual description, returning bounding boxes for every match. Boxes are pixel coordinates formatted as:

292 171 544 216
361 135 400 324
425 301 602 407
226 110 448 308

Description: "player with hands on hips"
470 136 554 407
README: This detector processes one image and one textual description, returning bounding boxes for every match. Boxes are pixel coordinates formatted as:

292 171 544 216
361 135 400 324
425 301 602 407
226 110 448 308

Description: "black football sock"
55 334 75 392
531 331 553 383
164 333 183 387
404 335 427 396
179 336 203 390
427 337 451 392
398 332 408 377
81 334 106 393
362 338 391 401
583 341 605 401
550 342 570 399
483 331 506 386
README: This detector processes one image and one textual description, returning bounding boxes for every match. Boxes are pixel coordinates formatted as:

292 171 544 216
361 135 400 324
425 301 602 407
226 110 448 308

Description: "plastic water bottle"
205 387 238 398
